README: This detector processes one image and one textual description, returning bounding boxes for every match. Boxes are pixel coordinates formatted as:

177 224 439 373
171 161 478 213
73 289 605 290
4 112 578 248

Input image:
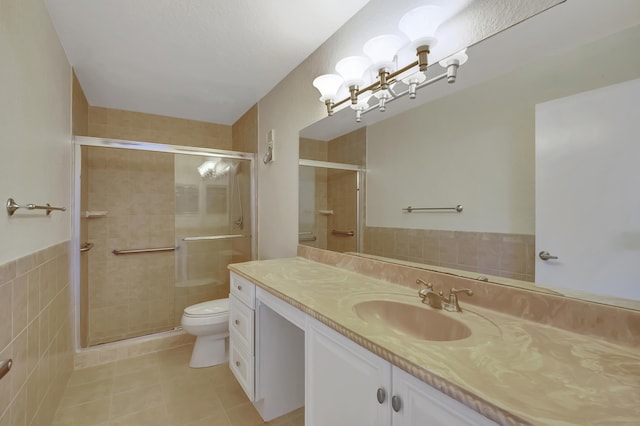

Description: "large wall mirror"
299 1 640 310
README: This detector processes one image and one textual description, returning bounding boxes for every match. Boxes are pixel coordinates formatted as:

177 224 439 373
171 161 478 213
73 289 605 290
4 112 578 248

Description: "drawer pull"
234 319 240 325
392 395 402 412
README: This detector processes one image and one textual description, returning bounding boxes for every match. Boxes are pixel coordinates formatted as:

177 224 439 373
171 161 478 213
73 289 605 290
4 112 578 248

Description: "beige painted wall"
0 0 74 423
256 0 563 259
0 0 73 264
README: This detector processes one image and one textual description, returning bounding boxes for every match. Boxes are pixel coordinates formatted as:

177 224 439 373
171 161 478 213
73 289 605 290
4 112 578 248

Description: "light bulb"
312 74 344 102
399 5 446 49
335 56 372 88
363 34 406 72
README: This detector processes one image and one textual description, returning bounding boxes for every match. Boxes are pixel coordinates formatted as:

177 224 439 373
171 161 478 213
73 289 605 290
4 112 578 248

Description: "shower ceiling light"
312 5 469 121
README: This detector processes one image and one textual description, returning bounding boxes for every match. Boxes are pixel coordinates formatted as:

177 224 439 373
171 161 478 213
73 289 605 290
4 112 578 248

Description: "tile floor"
52 345 304 426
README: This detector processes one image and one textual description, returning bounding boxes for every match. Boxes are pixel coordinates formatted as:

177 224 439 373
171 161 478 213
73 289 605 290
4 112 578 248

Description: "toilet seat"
183 299 229 318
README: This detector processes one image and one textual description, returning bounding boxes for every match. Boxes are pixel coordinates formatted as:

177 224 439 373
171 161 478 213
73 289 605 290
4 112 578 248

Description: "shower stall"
298 159 363 253
74 137 254 348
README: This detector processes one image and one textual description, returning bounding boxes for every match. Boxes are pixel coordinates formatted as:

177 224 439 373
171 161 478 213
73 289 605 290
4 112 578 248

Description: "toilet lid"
184 298 229 317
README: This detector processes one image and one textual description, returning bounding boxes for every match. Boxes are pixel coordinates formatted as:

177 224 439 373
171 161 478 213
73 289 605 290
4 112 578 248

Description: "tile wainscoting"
0 241 74 425
363 226 535 282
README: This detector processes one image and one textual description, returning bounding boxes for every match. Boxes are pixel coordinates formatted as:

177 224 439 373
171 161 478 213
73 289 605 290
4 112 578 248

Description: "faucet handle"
416 278 433 289
450 288 473 296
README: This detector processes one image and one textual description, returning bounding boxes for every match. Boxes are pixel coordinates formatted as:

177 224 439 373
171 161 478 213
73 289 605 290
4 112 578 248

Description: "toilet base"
189 334 229 368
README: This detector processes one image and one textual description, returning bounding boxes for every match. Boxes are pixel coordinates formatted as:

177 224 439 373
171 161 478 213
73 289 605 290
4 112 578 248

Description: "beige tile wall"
299 130 364 253
0 242 74 425
88 107 232 150
363 226 535 282
86 147 176 346
299 138 329 249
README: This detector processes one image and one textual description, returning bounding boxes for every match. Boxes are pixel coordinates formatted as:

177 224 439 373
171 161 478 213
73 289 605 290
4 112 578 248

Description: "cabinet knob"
235 361 240 367
376 387 386 404
234 319 240 325
391 395 402 412
237 285 243 291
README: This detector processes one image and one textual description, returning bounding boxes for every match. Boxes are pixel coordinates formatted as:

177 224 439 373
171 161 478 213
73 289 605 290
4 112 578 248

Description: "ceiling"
44 0 370 125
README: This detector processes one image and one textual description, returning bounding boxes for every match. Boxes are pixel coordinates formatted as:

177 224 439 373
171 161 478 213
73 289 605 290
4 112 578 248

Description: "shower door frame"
71 136 256 351
298 159 365 253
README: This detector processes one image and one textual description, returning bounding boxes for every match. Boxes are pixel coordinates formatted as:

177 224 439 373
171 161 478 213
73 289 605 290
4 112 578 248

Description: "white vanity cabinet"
306 318 497 426
229 273 256 400
228 273 305 421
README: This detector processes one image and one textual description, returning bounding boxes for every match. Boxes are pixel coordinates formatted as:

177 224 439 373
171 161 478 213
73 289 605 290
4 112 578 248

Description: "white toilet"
181 298 230 368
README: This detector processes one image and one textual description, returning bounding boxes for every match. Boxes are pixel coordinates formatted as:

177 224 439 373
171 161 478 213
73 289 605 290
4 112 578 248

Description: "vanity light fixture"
312 5 468 122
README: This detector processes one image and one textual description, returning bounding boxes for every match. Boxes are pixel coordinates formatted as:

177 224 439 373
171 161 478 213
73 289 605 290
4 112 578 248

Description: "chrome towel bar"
299 235 317 242
0 359 12 381
80 242 94 253
6 198 66 216
403 205 463 213
182 234 245 241
332 229 355 237
112 246 176 255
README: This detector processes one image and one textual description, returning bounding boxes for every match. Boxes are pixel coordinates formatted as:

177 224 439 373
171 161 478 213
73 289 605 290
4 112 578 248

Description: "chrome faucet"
417 279 473 312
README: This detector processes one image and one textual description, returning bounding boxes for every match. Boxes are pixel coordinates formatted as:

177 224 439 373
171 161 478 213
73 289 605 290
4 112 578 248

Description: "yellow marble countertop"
229 257 640 426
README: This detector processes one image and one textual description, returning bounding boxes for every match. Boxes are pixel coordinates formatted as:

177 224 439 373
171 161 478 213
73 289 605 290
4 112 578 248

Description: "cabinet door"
306 318 391 426
392 367 497 426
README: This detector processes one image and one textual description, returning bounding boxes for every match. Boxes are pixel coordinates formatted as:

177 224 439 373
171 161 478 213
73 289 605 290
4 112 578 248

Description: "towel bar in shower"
332 229 355 237
6 198 66 216
402 205 463 213
182 234 245 241
112 246 176 255
80 242 94 253
0 359 12 381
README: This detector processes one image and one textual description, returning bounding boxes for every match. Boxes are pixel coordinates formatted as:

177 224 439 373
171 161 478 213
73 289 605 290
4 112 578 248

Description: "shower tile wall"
86 147 176 346
299 129 365 252
363 227 536 282
88 107 232 150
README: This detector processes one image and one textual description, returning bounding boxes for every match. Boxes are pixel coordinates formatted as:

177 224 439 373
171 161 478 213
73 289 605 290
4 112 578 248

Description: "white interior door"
535 78 640 300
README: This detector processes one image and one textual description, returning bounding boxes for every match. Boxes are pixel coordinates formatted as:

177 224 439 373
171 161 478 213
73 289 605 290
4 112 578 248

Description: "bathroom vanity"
228 249 640 425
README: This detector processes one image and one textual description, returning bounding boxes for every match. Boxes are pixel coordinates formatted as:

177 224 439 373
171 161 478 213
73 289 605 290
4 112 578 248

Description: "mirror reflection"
299 3 640 310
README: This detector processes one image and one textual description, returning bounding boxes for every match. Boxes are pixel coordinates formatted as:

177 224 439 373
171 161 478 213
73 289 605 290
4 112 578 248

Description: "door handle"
539 251 558 261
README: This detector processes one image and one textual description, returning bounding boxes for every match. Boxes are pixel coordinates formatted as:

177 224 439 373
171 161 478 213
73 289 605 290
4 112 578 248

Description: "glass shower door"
174 154 252 326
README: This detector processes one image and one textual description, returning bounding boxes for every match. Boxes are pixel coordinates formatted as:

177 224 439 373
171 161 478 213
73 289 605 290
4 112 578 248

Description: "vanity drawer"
229 296 254 354
230 340 254 401
230 273 256 309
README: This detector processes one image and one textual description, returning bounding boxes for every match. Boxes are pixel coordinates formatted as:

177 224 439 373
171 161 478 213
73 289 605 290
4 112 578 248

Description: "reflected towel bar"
112 246 176 255
403 205 463 213
6 198 66 216
80 242 94 253
299 235 317 242
332 229 355 237
182 234 245 241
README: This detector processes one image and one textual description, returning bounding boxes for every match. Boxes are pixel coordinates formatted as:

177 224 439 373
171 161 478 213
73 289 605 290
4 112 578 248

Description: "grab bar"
6 198 66 216
332 229 355 237
80 242 94 253
112 246 176 255
182 234 245 241
402 205 463 213
0 359 12 381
